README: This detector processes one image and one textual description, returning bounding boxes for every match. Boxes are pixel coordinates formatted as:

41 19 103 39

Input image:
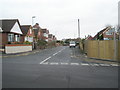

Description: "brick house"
85 35 93 40
0 19 23 48
92 26 118 40
21 25 35 42
53 35 57 41
33 23 43 41
42 29 49 42
48 34 53 42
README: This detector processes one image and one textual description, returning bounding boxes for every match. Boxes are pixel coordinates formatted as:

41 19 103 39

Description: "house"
92 26 118 40
33 23 43 41
42 29 49 42
21 25 35 43
48 34 57 42
48 34 53 42
53 35 57 41
0 19 23 48
85 35 93 40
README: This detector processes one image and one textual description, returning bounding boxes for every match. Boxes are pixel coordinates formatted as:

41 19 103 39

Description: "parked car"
69 41 76 48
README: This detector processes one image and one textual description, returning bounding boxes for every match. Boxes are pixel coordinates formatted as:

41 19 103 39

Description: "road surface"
2 46 118 88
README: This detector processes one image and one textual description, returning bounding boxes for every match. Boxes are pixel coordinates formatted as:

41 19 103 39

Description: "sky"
0 0 119 40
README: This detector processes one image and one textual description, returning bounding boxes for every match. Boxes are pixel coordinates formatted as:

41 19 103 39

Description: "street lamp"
32 16 36 26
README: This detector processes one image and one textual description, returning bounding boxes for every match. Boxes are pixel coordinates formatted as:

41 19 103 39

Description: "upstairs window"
106 31 113 35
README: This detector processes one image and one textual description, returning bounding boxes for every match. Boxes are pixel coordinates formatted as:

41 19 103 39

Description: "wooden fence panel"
87 41 98 58
118 41 120 61
84 40 119 61
103 41 114 60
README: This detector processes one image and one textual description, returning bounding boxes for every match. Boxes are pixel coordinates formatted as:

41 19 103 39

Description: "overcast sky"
0 0 119 40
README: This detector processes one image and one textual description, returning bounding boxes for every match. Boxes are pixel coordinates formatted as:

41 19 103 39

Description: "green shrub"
23 41 32 45
37 40 47 46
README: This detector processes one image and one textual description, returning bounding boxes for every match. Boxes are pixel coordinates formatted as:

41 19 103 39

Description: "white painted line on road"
58 50 62 53
40 56 52 64
81 63 89 66
90 64 99 66
39 48 66 64
111 64 119 67
70 63 79 65
53 52 58 56
61 63 69 65
99 64 110 66
50 62 59 65
52 48 66 56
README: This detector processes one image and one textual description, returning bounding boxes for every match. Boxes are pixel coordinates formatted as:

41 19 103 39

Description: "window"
106 31 113 35
25 36 28 41
8 34 14 42
15 35 20 42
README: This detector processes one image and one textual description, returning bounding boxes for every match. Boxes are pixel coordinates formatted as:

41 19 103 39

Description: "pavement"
2 46 119 88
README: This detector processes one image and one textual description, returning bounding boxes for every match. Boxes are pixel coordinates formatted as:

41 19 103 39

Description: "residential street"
2 46 118 88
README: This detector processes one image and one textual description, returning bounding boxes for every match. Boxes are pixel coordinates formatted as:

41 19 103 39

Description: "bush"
37 40 47 49
23 41 32 45
37 40 47 46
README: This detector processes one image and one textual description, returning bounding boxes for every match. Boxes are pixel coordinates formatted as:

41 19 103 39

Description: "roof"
42 29 49 33
48 34 53 38
42 29 47 33
92 27 109 40
21 25 31 35
86 35 93 40
33 23 42 36
0 19 21 33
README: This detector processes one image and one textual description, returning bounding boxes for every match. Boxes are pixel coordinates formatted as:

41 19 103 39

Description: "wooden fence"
118 41 120 61
84 40 120 61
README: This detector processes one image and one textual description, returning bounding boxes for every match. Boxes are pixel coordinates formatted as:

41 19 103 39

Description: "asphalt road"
2 46 118 88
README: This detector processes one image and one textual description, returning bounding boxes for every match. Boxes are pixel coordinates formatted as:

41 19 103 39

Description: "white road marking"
42 62 49 65
61 63 69 65
99 64 110 66
40 56 51 64
70 63 79 65
40 62 119 67
39 48 66 64
111 64 119 67
53 52 58 56
90 64 99 66
50 62 59 65
81 63 89 66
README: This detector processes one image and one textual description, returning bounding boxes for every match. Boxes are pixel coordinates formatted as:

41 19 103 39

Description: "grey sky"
0 0 119 40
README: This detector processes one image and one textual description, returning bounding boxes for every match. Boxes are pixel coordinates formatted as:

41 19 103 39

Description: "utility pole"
78 19 80 39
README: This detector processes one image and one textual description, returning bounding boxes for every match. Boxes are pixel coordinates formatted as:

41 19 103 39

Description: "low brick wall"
5 44 32 54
